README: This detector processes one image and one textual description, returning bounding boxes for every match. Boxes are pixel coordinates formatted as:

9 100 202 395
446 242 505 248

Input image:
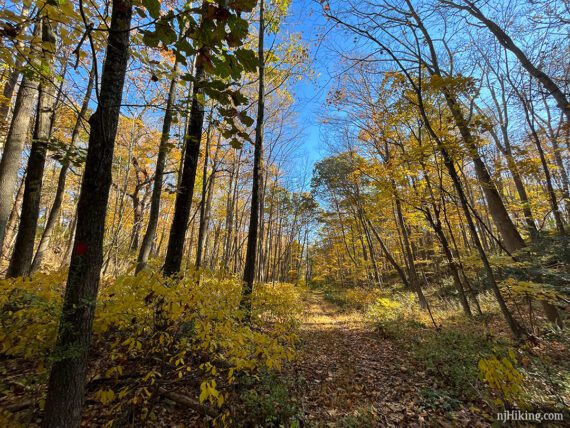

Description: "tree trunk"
136 64 178 273
0 23 41 250
366 217 412 290
522 98 566 235
163 58 206 276
391 182 428 308
241 0 265 316
7 14 59 277
1 174 25 262
31 63 95 274
443 90 525 253
403 1 522 335
414 88 523 337
195 119 213 269
42 2 133 426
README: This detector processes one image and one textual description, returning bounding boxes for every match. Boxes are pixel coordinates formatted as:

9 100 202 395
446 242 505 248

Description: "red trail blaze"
73 242 88 256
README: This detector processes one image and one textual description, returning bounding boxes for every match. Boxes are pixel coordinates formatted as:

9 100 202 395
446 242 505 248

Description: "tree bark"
42 2 133 426
195 118 213 269
1 174 25 262
0 23 41 250
163 58 206 276
31 64 95 274
136 64 178 273
7 14 59 278
241 0 265 316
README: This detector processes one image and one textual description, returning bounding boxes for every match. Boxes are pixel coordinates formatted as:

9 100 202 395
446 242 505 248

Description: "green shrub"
413 329 502 400
418 388 462 411
239 372 302 427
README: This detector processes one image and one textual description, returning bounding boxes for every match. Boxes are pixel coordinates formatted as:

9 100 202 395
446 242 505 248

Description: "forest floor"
288 292 490 427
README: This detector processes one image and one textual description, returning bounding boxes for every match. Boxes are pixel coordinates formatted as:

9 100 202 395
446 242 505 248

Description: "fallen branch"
1 399 35 413
158 388 217 418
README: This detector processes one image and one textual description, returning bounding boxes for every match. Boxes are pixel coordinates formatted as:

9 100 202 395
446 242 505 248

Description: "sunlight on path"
291 292 487 427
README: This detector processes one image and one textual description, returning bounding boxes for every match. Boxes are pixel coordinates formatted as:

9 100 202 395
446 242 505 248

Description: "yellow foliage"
499 278 563 304
478 349 527 408
0 270 304 418
0 271 66 359
366 294 415 324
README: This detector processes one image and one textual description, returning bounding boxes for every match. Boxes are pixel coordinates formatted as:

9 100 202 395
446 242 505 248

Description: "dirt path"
290 292 486 427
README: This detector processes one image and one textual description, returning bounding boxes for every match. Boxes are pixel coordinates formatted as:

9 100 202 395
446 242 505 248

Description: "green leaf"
142 30 160 48
230 138 242 149
238 112 254 127
142 0 161 19
235 48 258 72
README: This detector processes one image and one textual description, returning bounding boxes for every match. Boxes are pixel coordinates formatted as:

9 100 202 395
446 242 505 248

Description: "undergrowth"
0 270 305 426
320 283 569 417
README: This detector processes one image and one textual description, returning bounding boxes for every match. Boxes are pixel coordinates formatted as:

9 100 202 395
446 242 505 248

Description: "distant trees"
317 0 568 336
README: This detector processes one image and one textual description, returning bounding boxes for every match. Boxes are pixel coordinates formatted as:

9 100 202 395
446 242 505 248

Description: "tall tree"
7 9 59 278
0 23 41 250
136 64 179 273
440 0 570 122
42 1 133 425
162 59 206 276
31 63 96 273
241 0 266 315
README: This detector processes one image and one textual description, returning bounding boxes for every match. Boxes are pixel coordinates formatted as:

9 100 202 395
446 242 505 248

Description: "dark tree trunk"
241 0 265 316
136 64 178 273
7 14 59 278
163 60 206 276
42 2 133 426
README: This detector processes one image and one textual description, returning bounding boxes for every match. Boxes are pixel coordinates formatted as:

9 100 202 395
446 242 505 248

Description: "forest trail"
290 292 486 427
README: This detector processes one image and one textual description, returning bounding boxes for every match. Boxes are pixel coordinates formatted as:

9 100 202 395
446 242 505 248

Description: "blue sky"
280 0 334 171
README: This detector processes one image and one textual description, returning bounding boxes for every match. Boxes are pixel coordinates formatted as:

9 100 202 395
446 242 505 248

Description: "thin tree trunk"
392 182 428 308
525 107 566 235
136 64 178 273
366 217 412 290
31 64 95 273
195 118 213 269
241 0 265 316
